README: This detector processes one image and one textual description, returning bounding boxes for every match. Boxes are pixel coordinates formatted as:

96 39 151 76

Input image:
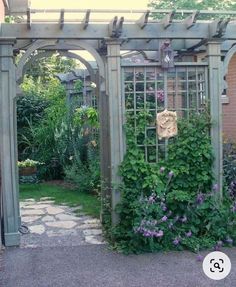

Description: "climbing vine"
110 109 236 254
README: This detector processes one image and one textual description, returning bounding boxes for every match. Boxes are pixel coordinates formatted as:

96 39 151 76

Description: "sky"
30 0 150 10
29 0 150 61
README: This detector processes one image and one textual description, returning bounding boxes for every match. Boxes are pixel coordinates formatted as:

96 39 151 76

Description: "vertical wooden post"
0 38 20 246
207 41 223 197
105 40 125 224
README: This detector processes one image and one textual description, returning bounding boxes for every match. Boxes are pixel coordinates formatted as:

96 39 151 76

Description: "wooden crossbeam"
161 10 175 29
83 9 91 30
108 16 124 38
60 9 64 30
183 10 199 29
187 39 207 51
210 18 230 37
136 10 150 29
26 8 31 29
109 16 118 37
117 17 124 37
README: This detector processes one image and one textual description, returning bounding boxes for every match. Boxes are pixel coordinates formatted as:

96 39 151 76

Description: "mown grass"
19 183 101 218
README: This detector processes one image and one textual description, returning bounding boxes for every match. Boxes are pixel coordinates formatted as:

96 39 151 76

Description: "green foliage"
24 53 77 83
110 110 236 254
17 53 100 193
148 0 236 13
223 140 236 186
162 113 214 194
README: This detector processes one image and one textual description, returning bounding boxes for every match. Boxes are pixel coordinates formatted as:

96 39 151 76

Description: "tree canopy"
148 0 236 11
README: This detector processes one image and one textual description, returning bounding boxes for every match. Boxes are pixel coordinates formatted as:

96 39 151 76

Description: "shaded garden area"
17 53 100 198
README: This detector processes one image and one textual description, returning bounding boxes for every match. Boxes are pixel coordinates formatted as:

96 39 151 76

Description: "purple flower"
214 241 223 251
212 183 219 192
231 202 236 212
148 194 156 204
196 254 204 262
181 216 187 223
160 202 167 211
161 215 168 222
162 205 167 211
196 193 204 205
173 238 180 246
160 166 165 173
168 171 174 178
186 231 192 237
155 230 164 238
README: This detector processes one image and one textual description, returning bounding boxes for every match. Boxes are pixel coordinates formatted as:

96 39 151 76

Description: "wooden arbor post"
207 41 223 196
105 39 125 224
0 38 20 246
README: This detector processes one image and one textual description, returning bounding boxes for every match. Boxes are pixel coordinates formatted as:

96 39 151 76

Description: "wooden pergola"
1 7 236 246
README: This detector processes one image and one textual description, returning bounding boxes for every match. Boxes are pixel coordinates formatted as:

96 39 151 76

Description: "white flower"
90 82 96 88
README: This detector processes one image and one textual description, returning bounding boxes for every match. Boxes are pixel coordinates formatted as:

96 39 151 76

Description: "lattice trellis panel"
122 64 209 163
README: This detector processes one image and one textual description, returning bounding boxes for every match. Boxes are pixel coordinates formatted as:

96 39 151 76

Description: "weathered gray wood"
161 10 175 29
117 17 124 38
18 50 96 84
26 8 31 30
16 39 105 84
106 40 125 225
207 41 223 198
183 11 199 29
109 16 118 38
0 38 20 246
0 22 214 40
82 10 91 30
210 18 230 38
136 10 150 29
60 9 65 30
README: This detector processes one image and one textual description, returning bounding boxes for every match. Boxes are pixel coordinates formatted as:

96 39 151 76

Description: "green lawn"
19 183 101 218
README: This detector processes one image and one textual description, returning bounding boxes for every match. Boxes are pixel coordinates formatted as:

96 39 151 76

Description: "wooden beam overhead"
161 10 175 29
117 17 124 38
2 21 236 41
82 9 91 30
136 10 150 29
26 8 31 30
60 9 64 30
183 10 199 29
210 18 230 38
109 16 118 37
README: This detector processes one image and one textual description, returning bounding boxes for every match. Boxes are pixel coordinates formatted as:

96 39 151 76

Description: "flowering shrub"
110 110 236 254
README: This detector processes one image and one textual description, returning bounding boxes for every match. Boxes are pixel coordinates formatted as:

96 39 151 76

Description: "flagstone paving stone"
41 215 56 222
55 213 78 221
21 216 41 223
20 199 105 248
45 221 77 229
83 229 102 236
46 206 65 215
22 204 50 209
29 225 45 235
21 209 45 216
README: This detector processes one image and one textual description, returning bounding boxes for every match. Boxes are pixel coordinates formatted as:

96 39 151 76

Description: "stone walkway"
20 198 106 248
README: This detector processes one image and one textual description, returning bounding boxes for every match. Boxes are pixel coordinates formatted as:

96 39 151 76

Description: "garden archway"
1 8 234 246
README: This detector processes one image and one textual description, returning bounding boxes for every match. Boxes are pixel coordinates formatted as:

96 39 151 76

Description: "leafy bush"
110 110 236 254
223 140 236 186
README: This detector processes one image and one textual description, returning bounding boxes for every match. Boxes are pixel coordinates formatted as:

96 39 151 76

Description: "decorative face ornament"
156 109 178 139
